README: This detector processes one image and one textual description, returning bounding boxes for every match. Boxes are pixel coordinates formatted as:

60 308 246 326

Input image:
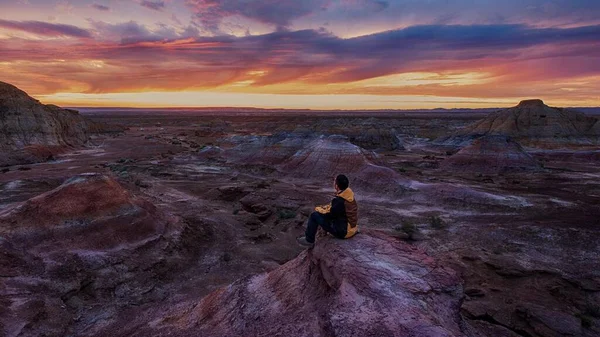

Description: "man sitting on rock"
297 174 359 248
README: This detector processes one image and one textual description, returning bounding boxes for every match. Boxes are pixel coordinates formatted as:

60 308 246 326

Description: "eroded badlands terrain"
1 87 600 336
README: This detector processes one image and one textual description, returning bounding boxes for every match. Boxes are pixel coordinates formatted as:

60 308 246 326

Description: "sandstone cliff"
0 81 90 149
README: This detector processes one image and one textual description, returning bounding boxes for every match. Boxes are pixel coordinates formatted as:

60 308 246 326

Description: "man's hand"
315 204 331 214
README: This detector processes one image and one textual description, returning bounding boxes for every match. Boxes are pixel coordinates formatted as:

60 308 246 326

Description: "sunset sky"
1 0 600 109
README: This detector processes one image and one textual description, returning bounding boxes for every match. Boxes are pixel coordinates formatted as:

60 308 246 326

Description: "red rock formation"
0 174 167 250
225 134 312 166
280 136 408 193
349 127 404 151
439 99 600 146
282 136 374 177
0 144 67 167
466 100 598 138
441 135 542 174
224 135 408 193
121 230 466 337
0 174 210 336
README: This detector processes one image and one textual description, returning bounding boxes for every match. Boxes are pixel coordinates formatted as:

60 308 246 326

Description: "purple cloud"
80 23 600 84
0 19 92 38
2 20 599 94
185 0 330 32
91 3 110 11
88 20 199 43
140 0 165 11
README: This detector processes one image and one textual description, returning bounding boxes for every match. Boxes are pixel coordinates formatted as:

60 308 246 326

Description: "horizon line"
71 105 600 111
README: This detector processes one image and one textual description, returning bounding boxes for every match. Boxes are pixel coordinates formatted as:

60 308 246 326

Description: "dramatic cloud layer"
185 0 328 32
91 3 110 11
140 0 165 11
0 0 599 108
0 19 92 38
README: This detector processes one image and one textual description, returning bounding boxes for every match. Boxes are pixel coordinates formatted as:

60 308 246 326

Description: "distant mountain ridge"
74 105 600 116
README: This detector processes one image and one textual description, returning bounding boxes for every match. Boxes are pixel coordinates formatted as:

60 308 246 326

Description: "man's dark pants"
305 211 345 243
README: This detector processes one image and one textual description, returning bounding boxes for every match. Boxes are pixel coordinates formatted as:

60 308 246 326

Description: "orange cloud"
1 22 599 108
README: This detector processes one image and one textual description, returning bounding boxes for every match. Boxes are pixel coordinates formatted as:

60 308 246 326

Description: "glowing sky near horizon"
1 0 600 109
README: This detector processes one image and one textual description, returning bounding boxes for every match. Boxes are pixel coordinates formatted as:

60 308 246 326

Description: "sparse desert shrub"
135 179 150 188
278 209 297 220
430 215 446 229
394 220 418 240
584 301 600 318
576 313 594 328
492 242 523 255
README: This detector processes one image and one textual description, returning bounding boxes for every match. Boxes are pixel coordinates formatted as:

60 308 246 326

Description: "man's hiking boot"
296 236 315 248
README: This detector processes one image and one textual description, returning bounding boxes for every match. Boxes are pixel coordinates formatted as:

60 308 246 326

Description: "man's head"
334 174 349 192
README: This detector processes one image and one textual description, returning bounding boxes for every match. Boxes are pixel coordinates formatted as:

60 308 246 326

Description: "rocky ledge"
130 230 466 337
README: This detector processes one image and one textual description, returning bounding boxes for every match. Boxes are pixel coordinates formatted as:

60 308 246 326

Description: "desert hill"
0 81 90 149
0 174 209 336
439 99 600 146
0 81 123 167
441 135 542 174
280 135 409 192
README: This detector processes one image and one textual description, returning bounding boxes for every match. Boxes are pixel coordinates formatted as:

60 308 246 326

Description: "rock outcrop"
226 133 313 166
0 144 67 167
280 135 408 192
223 134 409 193
440 135 542 174
0 81 91 149
349 127 404 151
118 230 467 337
438 99 600 146
0 174 166 245
0 81 124 167
0 174 210 337
281 136 377 177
